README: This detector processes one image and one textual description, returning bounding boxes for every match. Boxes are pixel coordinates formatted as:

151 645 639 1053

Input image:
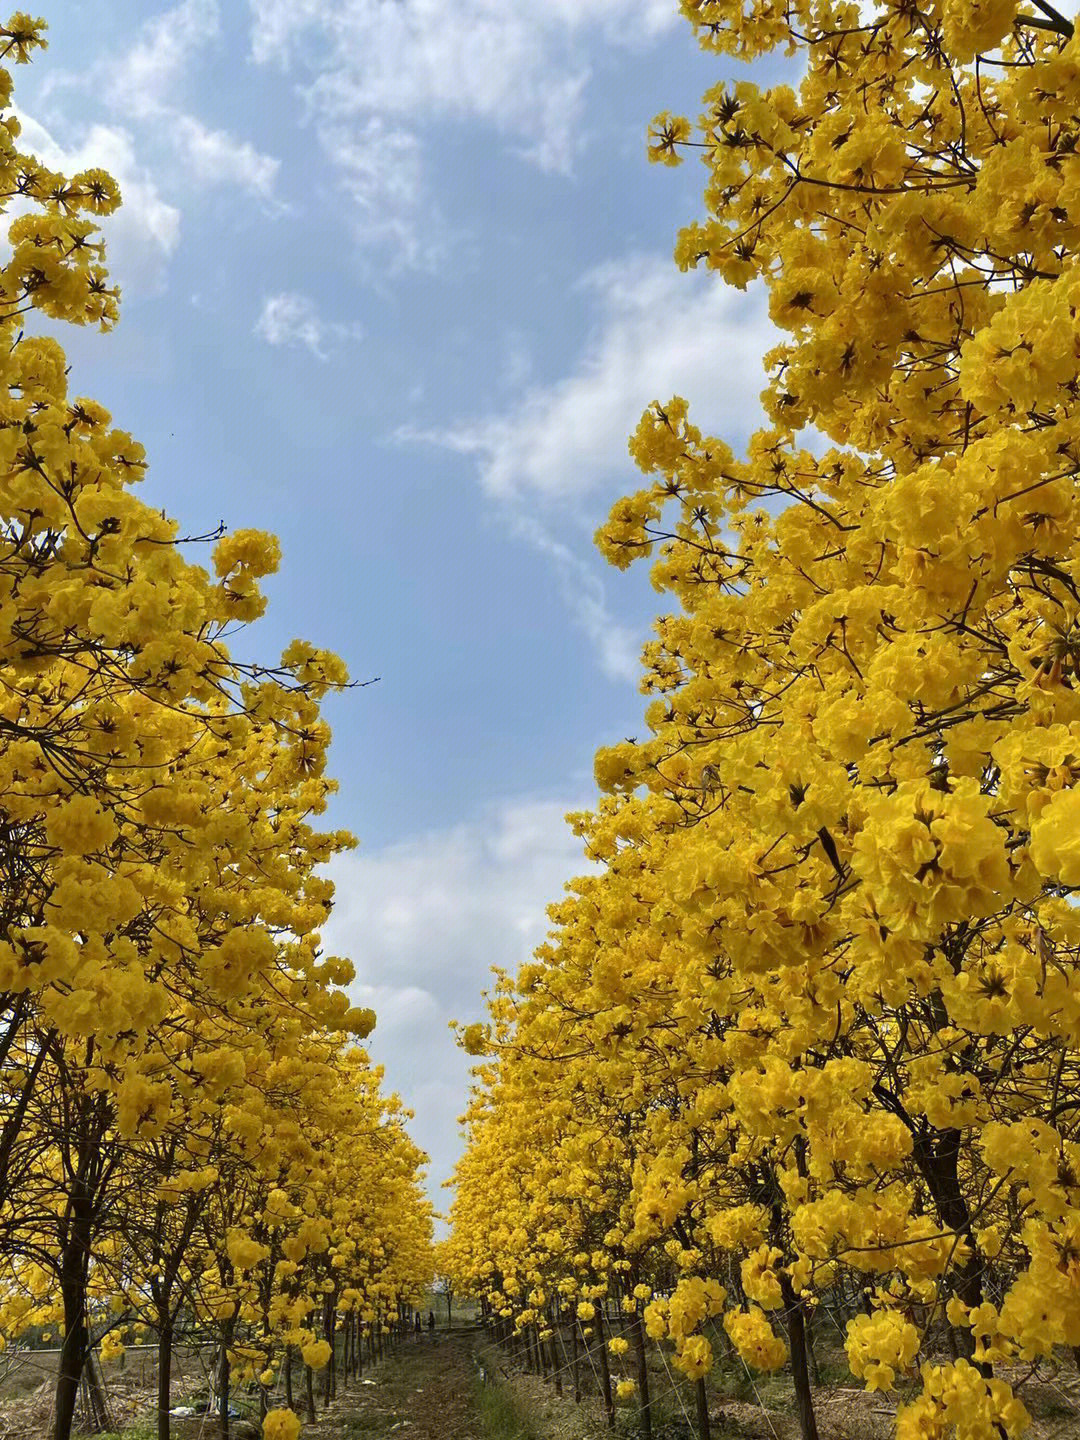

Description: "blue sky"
22 0 785 1214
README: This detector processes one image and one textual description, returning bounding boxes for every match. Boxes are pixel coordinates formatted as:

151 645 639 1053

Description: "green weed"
475 1378 538 1440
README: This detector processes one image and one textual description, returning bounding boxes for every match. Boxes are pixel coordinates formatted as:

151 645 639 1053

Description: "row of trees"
447 1 1080 1438
0 16 432 1440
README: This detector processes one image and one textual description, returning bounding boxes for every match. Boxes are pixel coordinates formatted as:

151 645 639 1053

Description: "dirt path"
301 1328 483 1440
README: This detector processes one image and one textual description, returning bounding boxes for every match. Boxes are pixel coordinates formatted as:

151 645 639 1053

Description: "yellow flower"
262 1410 302 1440
301 1340 332 1370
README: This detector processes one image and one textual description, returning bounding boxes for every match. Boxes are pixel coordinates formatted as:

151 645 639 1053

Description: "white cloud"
397 252 773 680
64 0 283 208
255 291 362 357
409 253 774 503
322 797 593 1204
512 515 640 683
13 113 180 295
248 0 678 258
173 115 281 201
103 0 221 119
322 117 443 271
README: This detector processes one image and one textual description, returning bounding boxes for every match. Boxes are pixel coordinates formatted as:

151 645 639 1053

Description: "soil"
2 1325 1080 1440
299 1328 482 1440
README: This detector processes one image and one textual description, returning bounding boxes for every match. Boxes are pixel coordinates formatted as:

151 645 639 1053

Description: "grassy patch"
475 1378 538 1440
79 1425 156 1440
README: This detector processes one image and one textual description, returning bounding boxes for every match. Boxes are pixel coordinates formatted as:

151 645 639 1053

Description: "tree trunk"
780 1276 819 1440
157 1318 173 1440
571 1318 581 1403
85 1350 112 1434
217 1336 231 1440
53 1209 93 1440
305 1363 315 1423
805 1307 821 1386
324 1303 335 1406
913 1127 986 1370
629 1307 652 1440
696 1377 711 1440
284 1347 293 1411
595 1307 615 1430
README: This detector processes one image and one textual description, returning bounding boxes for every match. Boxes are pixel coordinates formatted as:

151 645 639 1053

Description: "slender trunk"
695 1377 711 1440
284 1348 293 1412
550 1310 563 1397
595 1307 615 1431
85 1350 112 1433
217 1334 231 1440
913 1128 986 1370
53 1209 93 1440
305 1364 315 1423
324 1303 335 1406
780 1276 819 1440
157 1318 173 1440
629 1307 652 1440
571 1318 581 1403
805 1307 821 1386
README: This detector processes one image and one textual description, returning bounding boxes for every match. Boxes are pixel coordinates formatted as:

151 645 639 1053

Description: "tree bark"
53 1208 93 1440
629 1307 652 1440
324 1302 335 1406
157 1318 173 1440
695 1377 711 1440
780 1276 819 1440
217 1335 231 1440
595 1307 615 1431
913 1127 987 1370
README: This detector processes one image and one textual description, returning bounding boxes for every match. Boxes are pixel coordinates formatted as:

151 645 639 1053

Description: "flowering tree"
452 2 1080 1437
0 16 431 1440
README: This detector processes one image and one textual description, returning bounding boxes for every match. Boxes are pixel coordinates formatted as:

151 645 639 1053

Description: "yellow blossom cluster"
447 0 1080 1436
0 18 433 1440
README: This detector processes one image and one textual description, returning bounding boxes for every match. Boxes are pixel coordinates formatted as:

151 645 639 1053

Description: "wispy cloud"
102 0 222 119
511 515 641 683
55 0 282 210
398 252 774 680
322 117 445 272
255 291 362 358
405 254 774 503
247 0 677 261
323 796 593 1206
173 115 281 202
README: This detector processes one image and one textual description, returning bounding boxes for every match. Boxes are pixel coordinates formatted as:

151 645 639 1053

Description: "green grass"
79 1424 155 1440
475 1378 539 1440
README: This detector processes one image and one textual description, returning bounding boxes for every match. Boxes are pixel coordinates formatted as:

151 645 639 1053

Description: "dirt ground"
298 1328 482 1440
2 1325 1080 1440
